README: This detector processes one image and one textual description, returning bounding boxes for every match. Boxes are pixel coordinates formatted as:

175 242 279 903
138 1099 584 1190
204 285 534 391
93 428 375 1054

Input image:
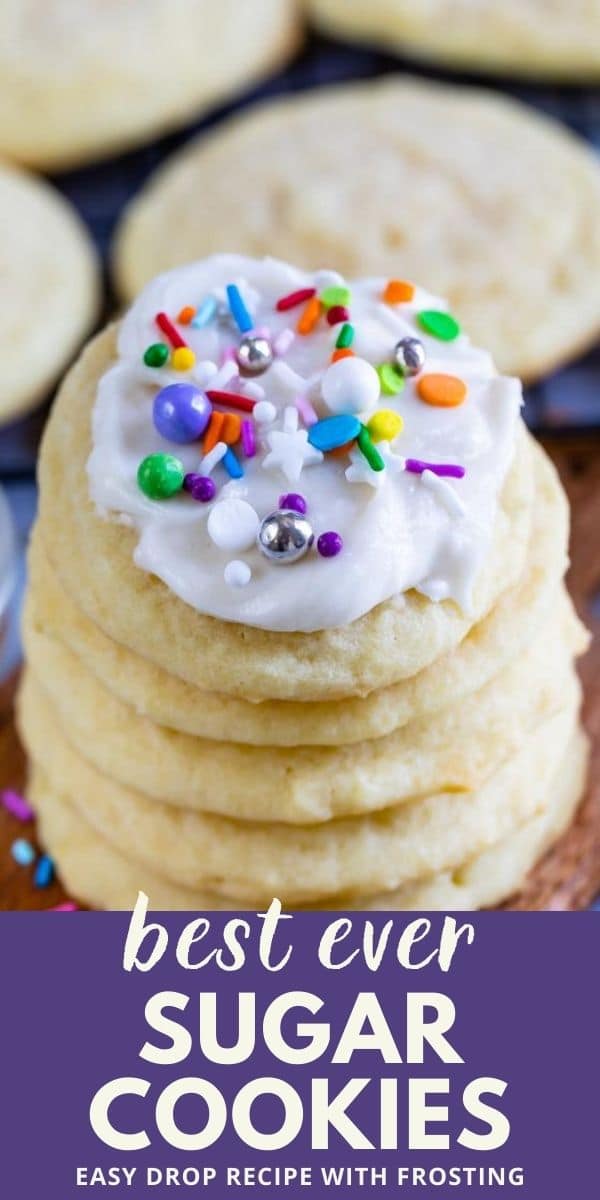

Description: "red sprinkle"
156 311 187 349
327 305 350 326
276 287 317 312
206 389 256 413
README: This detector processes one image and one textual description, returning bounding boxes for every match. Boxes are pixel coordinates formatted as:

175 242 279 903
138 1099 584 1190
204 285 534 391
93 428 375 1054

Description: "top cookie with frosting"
88 255 521 634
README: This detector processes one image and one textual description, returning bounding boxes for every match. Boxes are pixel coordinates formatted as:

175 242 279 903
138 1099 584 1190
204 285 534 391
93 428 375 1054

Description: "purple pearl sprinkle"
1 789 34 822
405 458 465 479
317 531 343 558
184 473 216 503
279 493 307 514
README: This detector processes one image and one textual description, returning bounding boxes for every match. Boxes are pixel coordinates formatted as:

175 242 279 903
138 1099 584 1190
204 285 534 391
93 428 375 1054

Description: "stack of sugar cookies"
18 255 589 911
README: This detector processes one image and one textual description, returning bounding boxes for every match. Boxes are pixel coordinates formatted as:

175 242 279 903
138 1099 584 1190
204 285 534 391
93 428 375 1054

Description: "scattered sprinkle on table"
11 838 35 866
1 789 34 822
49 902 78 912
34 855 55 889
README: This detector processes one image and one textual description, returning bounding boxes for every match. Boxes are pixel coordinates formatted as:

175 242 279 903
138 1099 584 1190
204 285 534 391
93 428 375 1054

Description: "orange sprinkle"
383 279 415 304
177 305 196 324
331 347 355 363
203 411 225 452
297 296 323 336
329 439 357 458
417 374 467 408
221 413 241 445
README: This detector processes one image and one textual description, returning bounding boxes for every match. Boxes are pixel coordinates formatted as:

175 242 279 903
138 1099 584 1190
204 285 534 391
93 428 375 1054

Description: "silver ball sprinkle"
257 509 314 564
394 336 426 377
236 334 273 376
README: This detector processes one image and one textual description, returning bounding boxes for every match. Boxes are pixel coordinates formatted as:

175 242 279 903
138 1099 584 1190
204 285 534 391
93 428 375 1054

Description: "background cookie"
307 0 600 82
0 0 300 170
113 78 600 381
0 161 99 426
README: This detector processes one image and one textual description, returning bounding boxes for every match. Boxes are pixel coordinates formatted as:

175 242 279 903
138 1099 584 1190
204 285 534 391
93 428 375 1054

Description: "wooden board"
1 436 599 911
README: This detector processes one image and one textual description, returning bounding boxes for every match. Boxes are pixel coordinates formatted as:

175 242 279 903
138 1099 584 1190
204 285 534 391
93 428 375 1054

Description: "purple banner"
1 907 598 1198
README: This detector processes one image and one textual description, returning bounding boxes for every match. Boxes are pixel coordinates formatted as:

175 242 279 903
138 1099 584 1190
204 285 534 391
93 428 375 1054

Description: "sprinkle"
171 346 196 371
331 347 355 363
326 305 350 327
377 363 405 396
238 379 265 402
199 442 227 474
273 328 295 357
226 283 254 333
321 285 351 310
138 453 184 500
192 296 218 328
221 413 242 445
357 425 385 472
276 287 317 312
207 498 260 552
383 280 415 304
279 493 307 514
184 473 217 502
224 560 252 588
297 296 322 336
309 414 362 453
241 419 256 458
34 855 55 889
223 448 244 479
11 838 35 866
1 789 33 822
336 323 354 349
368 410 404 442
49 902 78 911
405 459 465 478
417 310 461 342
206 389 256 414
220 345 237 366
177 305 196 325
143 342 169 368
421 470 466 518
156 311 187 349
203 411 226 453
317 531 343 558
211 359 239 390
294 394 318 427
254 400 277 425
417 374 467 408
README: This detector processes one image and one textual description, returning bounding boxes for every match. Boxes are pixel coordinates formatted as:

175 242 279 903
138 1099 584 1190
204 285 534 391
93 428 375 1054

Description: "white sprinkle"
239 379 265 402
211 359 239 389
274 328 295 357
199 441 227 475
270 359 308 396
224 560 252 588
254 400 277 425
421 470 466 517
207 498 260 552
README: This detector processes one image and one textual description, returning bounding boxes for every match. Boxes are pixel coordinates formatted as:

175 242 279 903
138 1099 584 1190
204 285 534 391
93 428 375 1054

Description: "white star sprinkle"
262 406 323 483
345 447 386 489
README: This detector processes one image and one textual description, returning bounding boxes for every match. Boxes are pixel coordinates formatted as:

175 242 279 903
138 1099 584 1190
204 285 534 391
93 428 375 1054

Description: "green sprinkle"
377 363 405 395
357 426 385 472
335 323 354 350
137 453 184 500
143 342 170 368
417 310 461 342
320 285 351 310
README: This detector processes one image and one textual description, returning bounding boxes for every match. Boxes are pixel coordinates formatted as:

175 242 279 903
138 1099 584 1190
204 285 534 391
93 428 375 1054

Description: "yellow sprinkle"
367 409 404 443
172 347 196 371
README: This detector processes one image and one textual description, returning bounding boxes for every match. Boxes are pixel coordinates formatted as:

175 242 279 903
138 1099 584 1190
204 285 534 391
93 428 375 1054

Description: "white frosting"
87 255 522 633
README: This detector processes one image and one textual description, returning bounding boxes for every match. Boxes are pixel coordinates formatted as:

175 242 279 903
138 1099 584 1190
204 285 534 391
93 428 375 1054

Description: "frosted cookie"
32 728 588 911
38 255 534 702
0 0 300 170
307 0 600 82
20 672 581 904
23 597 586 823
0 161 99 425
113 80 600 381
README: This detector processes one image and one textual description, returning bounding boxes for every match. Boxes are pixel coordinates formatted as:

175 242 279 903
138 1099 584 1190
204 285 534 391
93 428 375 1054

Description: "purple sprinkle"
241 419 256 458
279 493 307 514
184 473 216 502
1 789 34 822
317 531 343 558
49 902 78 912
405 459 465 479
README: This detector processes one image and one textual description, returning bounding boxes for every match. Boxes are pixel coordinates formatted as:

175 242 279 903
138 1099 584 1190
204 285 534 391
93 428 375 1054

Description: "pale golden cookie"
32 728 588 910
0 161 99 425
0 0 300 170
37 327 535 702
20 672 581 904
113 79 600 380
22 595 586 823
307 0 600 82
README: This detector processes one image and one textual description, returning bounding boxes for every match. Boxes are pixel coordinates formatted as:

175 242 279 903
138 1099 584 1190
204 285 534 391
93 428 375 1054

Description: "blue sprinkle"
226 284 253 334
222 447 244 479
34 854 55 889
192 295 217 329
11 838 35 866
308 414 362 452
